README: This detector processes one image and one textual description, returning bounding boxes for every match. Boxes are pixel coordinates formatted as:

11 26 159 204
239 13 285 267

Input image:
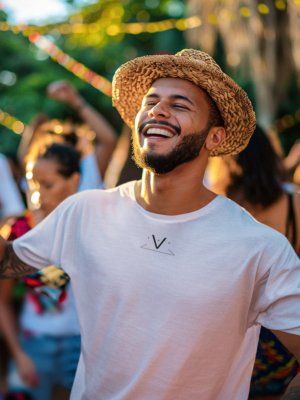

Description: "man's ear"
205 127 226 151
70 172 81 192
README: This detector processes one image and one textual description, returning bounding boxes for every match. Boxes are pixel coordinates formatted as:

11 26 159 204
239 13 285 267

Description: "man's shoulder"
219 195 288 251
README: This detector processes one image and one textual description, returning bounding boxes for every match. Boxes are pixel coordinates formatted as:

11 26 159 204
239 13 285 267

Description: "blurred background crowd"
0 0 300 399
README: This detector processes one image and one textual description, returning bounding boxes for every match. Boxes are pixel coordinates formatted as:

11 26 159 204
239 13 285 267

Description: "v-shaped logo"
152 235 166 249
140 235 174 256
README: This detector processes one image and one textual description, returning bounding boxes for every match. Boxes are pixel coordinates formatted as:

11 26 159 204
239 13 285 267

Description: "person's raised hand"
16 351 39 387
47 80 82 109
284 141 300 172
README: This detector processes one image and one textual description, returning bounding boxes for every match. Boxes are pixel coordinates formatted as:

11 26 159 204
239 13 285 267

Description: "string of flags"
0 1 296 38
28 32 113 97
0 15 202 37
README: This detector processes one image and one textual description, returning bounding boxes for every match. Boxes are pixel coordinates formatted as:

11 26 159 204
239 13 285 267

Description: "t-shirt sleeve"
13 195 79 277
253 240 300 334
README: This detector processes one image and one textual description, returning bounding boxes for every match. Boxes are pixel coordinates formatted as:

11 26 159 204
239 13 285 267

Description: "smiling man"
1 50 300 400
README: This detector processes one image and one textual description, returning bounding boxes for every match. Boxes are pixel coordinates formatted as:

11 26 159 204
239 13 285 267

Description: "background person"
0 144 81 400
47 80 117 190
212 126 300 251
17 80 118 197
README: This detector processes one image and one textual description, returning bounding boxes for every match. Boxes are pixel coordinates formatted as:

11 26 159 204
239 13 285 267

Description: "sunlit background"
0 0 300 158
2 0 71 24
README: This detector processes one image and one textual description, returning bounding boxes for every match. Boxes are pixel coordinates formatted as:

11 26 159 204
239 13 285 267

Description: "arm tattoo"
281 386 300 399
0 243 38 278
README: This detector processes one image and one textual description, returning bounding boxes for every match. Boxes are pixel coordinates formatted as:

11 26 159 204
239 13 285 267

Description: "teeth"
146 128 173 138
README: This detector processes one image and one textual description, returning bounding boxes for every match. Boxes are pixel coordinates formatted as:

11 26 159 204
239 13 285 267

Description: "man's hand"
0 237 37 278
47 80 83 109
15 351 39 387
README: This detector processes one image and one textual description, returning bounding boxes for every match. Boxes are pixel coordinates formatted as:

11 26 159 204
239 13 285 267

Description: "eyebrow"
145 93 194 106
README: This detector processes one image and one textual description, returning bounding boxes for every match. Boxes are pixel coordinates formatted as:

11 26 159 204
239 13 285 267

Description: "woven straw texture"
112 49 256 156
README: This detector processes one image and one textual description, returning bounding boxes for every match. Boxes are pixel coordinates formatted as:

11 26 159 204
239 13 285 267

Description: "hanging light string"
0 15 202 36
0 1 296 131
110 16 201 35
0 15 203 97
28 32 113 97
0 0 296 37
0 2 295 93
0 109 25 134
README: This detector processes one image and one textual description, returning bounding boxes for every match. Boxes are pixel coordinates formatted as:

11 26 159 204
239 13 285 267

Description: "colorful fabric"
9 216 70 314
250 327 299 395
8 215 31 241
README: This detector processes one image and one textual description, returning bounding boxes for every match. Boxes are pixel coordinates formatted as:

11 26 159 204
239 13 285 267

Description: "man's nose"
148 102 171 119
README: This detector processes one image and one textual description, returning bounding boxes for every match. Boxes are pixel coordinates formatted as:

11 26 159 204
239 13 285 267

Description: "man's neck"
135 157 217 216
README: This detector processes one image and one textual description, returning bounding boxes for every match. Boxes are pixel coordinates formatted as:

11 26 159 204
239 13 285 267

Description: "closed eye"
173 104 189 110
145 103 188 109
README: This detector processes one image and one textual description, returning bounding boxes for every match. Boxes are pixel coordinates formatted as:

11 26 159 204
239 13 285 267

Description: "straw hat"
112 49 256 156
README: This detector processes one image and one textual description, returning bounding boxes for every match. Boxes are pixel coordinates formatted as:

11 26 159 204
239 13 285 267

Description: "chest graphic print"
141 235 174 256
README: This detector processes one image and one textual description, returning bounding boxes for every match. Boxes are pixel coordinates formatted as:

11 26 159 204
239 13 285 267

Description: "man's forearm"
0 237 37 278
281 374 300 399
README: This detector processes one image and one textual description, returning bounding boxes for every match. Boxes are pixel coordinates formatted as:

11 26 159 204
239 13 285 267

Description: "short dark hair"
205 92 224 128
40 143 81 178
4 151 20 168
62 131 78 147
226 126 284 208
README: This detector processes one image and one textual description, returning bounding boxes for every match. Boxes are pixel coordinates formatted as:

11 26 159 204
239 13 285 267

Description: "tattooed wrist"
0 243 37 278
282 386 300 399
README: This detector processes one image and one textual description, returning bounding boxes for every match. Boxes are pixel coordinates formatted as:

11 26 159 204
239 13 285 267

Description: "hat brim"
112 54 256 156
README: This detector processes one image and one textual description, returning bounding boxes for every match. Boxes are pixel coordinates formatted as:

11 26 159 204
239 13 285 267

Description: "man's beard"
132 126 209 175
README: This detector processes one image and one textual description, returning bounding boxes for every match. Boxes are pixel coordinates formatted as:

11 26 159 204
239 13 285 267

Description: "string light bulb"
0 109 25 135
258 3 270 14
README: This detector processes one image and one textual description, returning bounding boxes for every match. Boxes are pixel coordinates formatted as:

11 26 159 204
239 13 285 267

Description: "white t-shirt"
0 154 24 218
78 153 104 192
13 181 300 400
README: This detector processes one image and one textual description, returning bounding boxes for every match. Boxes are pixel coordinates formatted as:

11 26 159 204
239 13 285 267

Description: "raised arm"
47 80 117 178
17 114 49 172
0 236 38 279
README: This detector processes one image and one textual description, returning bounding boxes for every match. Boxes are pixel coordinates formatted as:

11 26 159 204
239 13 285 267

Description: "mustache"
138 120 181 136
